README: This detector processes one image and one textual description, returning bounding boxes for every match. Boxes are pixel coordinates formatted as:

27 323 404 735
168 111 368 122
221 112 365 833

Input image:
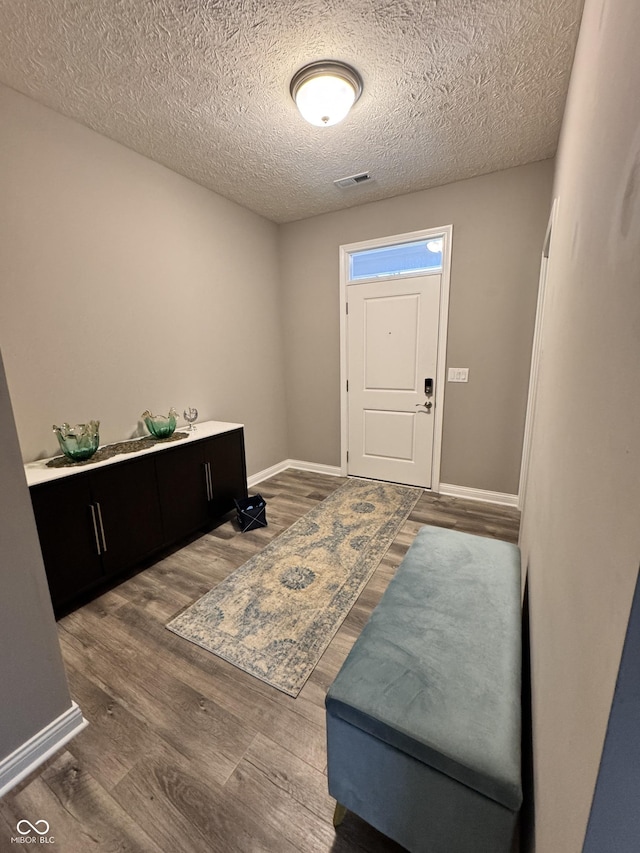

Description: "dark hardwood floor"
0 471 519 852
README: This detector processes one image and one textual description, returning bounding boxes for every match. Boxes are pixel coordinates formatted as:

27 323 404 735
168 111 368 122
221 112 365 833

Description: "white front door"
347 274 441 488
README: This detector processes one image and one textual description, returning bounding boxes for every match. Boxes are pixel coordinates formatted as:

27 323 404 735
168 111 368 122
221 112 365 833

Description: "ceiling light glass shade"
290 61 363 127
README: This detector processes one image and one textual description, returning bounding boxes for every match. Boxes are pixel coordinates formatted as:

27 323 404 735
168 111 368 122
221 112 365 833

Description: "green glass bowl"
53 421 100 461
141 408 177 438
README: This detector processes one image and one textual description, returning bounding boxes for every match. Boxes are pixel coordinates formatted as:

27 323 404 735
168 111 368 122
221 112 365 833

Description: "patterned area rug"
167 478 422 696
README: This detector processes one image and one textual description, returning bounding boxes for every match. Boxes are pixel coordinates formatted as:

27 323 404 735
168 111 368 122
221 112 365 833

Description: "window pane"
349 238 443 281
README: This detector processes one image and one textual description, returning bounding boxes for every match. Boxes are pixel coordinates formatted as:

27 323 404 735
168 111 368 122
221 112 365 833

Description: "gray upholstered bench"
325 524 522 853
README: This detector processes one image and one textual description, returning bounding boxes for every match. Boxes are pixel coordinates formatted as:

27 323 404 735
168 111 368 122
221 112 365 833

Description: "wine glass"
183 407 198 431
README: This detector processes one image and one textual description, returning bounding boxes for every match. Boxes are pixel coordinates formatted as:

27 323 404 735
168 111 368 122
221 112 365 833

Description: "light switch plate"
448 367 469 382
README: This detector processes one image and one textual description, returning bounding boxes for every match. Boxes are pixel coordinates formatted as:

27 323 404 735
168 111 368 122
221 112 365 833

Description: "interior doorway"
518 199 557 511
340 227 452 490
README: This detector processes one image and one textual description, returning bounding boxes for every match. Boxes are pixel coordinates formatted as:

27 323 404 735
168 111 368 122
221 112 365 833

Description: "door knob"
416 401 433 411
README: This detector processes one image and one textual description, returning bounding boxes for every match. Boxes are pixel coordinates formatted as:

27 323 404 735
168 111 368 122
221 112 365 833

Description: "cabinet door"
155 441 210 544
30 475 104 610
204 429 247 517
90 457 163 575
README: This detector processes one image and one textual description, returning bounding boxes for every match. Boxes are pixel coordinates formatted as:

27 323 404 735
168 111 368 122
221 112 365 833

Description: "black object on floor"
235 495 267 532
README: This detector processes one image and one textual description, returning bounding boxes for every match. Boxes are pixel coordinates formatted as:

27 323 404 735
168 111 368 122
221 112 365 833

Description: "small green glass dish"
53 421 100 461
141 408 178 438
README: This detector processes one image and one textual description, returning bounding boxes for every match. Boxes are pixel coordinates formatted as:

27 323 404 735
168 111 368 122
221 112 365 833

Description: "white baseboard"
247 459 342 488
0 702 88 798
247 467 517 507
286 459 342 477
247 460 290 488
438 483 519 507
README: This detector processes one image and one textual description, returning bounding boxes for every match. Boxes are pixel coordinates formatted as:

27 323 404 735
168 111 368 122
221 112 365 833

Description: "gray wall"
0 349 73 760
518 0 640 850
279 160 553 496
0 84 289 477
0 80 552 499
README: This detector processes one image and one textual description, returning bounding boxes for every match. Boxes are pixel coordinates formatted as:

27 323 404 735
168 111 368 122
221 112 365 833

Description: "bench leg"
333 802 347 828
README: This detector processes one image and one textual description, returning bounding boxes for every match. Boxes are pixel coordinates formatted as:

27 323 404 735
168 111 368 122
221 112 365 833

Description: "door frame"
339 225 453 490
518 198 558 511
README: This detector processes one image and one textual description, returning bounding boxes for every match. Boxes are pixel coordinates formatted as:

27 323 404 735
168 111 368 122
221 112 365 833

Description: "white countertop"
24 420 244 487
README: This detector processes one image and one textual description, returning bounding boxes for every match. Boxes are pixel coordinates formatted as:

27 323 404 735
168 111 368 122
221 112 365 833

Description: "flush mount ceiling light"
290 61 363 127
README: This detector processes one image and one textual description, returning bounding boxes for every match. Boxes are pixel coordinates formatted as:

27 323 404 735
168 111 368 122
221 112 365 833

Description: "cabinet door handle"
90 504 102 555
95 502 107 553
203 462 212 501
207 462 214 501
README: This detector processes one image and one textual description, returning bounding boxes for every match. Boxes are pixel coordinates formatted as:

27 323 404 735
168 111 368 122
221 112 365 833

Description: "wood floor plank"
0 773 103 852
62 665 145 791
0 753 164 853
112 748 301 853
43 753 167 853
242 732 334 822
59 615 256 786
111 756 227 853
224 756 336 853
0 471 519 852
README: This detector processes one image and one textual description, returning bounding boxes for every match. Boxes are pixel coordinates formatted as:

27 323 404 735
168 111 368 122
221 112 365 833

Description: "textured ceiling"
0 0 583 223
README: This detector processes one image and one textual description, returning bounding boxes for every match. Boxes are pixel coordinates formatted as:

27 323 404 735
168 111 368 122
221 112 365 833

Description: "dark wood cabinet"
30 475 104 608
205 430 248 517
154 427 247 544
155 440 211 544
90 456 164 576
28 424 247 614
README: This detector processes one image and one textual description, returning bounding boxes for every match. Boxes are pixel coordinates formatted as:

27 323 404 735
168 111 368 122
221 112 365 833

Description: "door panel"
364 295 419 390
91 457 163 574
30 476 104 609
363 410 415 460
205 430 248 517
155 441 209 543
348 275 441 487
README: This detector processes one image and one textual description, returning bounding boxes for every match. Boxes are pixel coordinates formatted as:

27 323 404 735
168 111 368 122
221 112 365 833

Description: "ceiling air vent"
334 171 371 189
